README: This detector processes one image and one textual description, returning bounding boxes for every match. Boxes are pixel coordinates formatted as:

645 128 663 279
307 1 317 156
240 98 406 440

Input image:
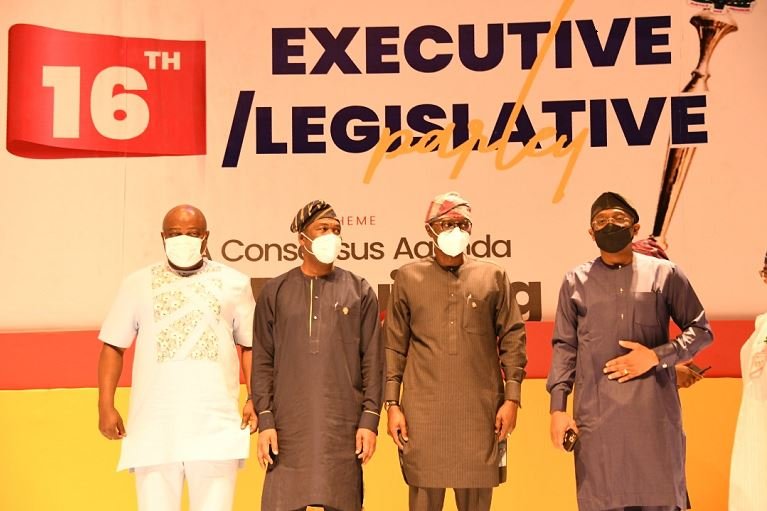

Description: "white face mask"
164 235 204 268
435 227 470 257
303 232 342 264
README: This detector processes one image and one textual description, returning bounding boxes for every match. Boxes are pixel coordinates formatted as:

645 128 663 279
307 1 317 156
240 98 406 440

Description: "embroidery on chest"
151 265 224 362
750 336 767 378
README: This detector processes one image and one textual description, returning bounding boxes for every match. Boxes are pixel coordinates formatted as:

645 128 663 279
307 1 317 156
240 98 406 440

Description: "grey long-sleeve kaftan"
385 257 527 488
252 267 383 511
547 253 713 511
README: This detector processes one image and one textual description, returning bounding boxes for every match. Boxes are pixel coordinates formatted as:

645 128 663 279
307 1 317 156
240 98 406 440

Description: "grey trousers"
408 487 493 511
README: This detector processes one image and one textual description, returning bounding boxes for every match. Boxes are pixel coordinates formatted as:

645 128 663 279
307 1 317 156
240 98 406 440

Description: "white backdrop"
1 0 765 331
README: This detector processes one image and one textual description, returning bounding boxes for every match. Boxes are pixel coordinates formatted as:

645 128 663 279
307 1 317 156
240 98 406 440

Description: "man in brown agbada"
385 192 527 511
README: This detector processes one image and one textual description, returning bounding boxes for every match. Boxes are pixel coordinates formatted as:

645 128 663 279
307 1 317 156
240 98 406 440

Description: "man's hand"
97 343 125 440
355 428 377 464
550 411 577 450
98 405 126 440
387 406 409 450
676 362 703 389
604 340 660 383
241 400 257 433
257 429 279 469
494 400 519 440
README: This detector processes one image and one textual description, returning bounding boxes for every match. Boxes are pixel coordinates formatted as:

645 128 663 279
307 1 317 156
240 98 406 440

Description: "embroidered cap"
290 200 338 233
425 191 472 224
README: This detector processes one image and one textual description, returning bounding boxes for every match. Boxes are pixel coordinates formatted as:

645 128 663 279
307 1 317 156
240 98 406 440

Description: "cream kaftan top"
730 312 767 511
99 261 254 471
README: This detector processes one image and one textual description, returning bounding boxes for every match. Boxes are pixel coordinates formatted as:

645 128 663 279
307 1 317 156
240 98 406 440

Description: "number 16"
42 65 150 140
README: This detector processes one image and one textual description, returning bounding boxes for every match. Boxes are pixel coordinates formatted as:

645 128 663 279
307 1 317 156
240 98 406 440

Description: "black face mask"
594 224 633 253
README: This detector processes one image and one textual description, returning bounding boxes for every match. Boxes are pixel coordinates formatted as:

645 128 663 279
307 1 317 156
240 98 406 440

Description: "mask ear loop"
300 232 316 257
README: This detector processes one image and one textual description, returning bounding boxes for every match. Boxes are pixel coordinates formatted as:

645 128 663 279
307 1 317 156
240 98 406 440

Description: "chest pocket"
334 302 361 344
463 297 495 336
633 292 660 327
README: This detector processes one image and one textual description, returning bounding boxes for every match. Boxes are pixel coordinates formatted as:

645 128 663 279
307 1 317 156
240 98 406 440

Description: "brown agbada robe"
252 267 383 511
385 257 527 488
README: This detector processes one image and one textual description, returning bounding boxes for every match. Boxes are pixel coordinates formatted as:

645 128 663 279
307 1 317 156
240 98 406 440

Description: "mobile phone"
688 363 712 376
563 428 578 452
267 445 278 471
498 438 507 468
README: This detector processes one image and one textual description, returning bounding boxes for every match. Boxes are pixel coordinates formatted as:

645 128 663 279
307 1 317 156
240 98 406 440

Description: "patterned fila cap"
290 200 338 233
424 191 472 224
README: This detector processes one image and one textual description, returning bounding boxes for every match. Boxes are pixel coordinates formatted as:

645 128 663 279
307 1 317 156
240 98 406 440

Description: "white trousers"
134 460 239 511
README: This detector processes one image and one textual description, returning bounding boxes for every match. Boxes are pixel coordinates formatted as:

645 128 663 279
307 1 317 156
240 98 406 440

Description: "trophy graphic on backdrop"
633 1 753 256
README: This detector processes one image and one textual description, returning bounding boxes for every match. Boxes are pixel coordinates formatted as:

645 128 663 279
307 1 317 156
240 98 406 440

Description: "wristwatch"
384 400 399 411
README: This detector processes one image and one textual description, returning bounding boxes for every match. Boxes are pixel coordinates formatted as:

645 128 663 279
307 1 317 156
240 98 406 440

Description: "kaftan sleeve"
547 274 579 413
652 265 713 369
384 269 411 403
357 279 384 432
496 269 527 404
252 280 277 431
232 274 255 348
99 272 140 349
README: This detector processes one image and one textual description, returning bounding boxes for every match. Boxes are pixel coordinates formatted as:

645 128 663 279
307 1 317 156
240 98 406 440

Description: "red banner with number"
6 24 206 158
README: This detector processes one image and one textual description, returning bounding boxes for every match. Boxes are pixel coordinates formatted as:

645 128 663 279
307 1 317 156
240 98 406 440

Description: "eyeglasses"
430 219 472 233
591 214 633 230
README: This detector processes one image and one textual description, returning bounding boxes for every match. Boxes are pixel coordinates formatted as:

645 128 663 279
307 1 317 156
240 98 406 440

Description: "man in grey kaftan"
547 192 713 511
386 192 527 511
252 200 384 511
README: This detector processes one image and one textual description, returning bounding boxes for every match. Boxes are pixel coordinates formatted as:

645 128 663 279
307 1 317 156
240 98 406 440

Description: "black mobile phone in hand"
267 445 278 471
688 363 712 376
563 428 578 452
